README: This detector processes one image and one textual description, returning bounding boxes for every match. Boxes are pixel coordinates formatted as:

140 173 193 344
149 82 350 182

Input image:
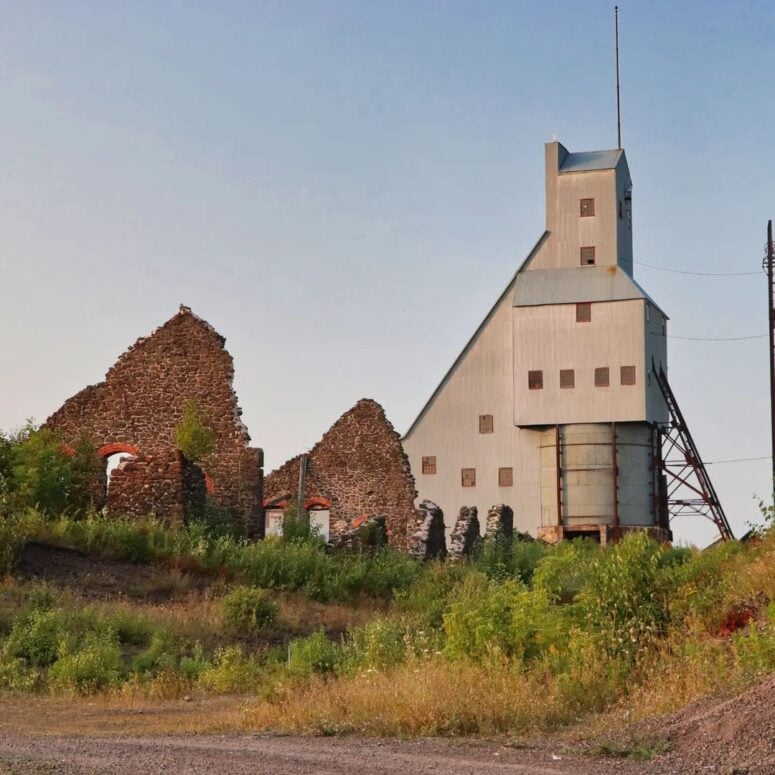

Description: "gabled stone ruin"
263 399 417 551
44 306 263 534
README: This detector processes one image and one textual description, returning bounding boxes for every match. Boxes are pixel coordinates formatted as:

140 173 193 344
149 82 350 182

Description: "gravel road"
0 734 679 775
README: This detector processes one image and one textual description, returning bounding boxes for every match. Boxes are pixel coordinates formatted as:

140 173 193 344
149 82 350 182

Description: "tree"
174 401 215 462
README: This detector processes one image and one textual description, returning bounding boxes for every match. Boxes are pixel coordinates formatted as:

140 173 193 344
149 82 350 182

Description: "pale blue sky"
2 1 774 545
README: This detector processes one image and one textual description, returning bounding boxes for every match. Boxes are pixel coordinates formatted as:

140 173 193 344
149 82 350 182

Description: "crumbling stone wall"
449 506 480 559
409 499 447 560
264 399 417 551
44 307 263 533
106 451 205 523
485 504 514 540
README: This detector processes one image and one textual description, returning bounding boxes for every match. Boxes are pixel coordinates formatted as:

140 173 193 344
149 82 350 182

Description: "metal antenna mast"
615 6 622 148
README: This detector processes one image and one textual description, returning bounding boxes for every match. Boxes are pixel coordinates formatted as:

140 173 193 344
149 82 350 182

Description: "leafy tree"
68 429 103 514
174 401 215 462
11 422 74 517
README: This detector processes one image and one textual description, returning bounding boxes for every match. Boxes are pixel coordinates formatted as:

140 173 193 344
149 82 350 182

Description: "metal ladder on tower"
653 363 734 542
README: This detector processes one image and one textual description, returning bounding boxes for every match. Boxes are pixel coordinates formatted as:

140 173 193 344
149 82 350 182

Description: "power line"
668 334 767 342
705 455 772 465
635 261 760 277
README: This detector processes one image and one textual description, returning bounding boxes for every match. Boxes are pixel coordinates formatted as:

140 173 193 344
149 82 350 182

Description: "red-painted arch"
98 443 140 459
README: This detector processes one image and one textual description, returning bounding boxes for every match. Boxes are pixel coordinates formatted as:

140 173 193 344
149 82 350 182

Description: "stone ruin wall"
44 307 263 533
264 399 418 551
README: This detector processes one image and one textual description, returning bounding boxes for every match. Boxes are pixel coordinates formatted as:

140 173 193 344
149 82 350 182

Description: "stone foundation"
537 524 673 546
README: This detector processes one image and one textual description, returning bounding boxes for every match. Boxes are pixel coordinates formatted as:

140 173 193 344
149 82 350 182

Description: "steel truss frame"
654 363 734 541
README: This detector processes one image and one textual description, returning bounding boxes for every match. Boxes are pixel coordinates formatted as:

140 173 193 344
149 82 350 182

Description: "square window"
498 467 513 487
528 370 543 390
576 302 592 322
479 414 494 434
421 456 436 475
560 369 575 389
580 198 595 217
594 367 610 387
461 468 476 488
621 365 636 385
580 246 596 266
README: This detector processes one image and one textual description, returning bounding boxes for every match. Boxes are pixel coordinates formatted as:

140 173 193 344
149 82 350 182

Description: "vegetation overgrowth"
0 505 774 738
2 426 775 735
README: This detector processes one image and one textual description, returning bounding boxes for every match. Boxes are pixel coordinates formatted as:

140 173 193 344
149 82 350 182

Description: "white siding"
403 288 542 535
514 299 649 426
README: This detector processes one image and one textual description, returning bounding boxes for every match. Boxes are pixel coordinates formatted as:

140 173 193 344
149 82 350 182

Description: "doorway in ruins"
98 443 139 508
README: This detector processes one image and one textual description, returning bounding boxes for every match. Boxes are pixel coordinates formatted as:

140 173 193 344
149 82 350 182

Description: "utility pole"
766 220 775 496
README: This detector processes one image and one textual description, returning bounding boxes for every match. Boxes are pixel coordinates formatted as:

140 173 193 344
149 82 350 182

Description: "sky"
1 0 774 546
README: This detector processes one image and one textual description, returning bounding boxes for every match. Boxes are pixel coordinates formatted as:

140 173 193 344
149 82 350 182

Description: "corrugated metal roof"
559 149 622 174
513 266 666 314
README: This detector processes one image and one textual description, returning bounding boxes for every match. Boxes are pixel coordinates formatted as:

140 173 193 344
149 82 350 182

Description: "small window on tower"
422 456 437 475
560 369 575 389
461 468 476 488
528 370 543 390
498 467 514 487
580 246 596 266
580 198 595 217
621 365 636 386
576 302 592 322
661 316 666 335
479 414 494 434
595 367 610 387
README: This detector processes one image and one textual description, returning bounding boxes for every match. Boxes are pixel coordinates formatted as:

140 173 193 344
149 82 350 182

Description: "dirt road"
0 734 683 775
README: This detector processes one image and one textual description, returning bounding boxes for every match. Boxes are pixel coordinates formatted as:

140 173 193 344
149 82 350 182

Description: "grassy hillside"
1 509 775 741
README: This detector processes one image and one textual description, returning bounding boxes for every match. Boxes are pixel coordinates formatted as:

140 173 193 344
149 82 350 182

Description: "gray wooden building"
403 141 672 543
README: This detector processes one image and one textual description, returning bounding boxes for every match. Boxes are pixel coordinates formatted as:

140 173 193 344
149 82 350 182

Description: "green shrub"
443 575 523 660
344 618 406 672
578 532 668 660
288 630 343 677
10 424 75 518
0 511 43 575
342 550 418 598
48 630 123 694
222 586 277 633
533 538 599 603
395 561 471 629
174 401 215 463
197 645 262 693
5 608 62 667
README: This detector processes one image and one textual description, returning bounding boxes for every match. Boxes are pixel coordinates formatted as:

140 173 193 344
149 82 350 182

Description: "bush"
5 608 62 667
0 511 42 576
288 630 343 677
222 587 277 633
344 618 406 672
174 401 215 463
198 645 262 693
578 532 668 659
48 630 123 694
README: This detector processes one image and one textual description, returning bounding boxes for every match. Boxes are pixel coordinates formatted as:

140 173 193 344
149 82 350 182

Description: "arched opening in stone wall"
98 443 140 500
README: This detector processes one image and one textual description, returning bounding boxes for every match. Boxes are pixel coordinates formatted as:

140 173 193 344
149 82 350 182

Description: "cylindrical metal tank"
539 422 657 530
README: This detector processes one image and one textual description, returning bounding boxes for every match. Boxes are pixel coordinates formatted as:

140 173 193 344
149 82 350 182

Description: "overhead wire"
635 261 761 277
705 456 771 465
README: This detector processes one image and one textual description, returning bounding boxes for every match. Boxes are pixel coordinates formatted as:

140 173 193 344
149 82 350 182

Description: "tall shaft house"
403 141 672 543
